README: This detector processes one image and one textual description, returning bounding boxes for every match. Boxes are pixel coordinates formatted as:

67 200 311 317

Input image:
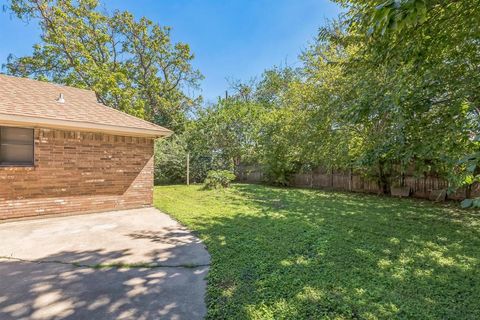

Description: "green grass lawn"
154 184 480 320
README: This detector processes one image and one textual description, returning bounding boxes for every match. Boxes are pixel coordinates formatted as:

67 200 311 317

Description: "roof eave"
0 112 173 138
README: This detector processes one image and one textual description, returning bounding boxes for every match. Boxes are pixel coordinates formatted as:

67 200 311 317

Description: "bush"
154 135 187 185
204 170 236 189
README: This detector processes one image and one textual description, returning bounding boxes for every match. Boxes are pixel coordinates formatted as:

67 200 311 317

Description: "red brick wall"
0 128 154 220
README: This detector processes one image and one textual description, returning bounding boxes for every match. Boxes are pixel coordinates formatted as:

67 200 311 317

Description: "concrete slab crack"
0 255 210 269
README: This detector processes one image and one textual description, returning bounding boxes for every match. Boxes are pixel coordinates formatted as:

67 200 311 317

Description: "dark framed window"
0 126 34 166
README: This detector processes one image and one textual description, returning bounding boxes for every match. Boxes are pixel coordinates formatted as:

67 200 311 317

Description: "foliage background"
4 0 479 199
157 0 479 197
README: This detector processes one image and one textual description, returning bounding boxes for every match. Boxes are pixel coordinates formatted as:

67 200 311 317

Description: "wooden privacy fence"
236 166 479 201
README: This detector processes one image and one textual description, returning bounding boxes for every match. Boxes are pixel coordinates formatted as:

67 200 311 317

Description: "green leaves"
154 135 188 184
16 0 474 201
5 0 202 130
368 0 429 35
318 0 480 197
203 170 236 189
182 0 479 197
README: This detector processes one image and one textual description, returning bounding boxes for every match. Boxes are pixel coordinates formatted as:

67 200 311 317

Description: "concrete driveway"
0 208 210 320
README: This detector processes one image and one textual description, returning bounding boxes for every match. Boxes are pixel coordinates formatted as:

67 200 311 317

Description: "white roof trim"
0 112 172 138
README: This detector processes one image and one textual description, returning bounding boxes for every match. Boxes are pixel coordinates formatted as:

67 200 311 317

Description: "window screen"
0 127 34 166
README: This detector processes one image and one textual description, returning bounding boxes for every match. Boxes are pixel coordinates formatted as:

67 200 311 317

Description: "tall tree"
333 0 480 193
4 0 203 130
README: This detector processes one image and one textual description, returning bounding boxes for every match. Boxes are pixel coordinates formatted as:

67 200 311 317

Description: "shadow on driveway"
0 208 210 320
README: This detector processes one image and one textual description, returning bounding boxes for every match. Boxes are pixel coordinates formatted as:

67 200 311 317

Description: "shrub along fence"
236 166 479 201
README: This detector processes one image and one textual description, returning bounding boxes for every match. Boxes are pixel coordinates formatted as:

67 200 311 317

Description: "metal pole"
186 152 190 186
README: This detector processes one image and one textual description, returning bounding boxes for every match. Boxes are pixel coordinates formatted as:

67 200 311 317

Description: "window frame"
0 126 35 167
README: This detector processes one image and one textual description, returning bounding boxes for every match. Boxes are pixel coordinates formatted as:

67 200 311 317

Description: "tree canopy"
4 0 479 203
5 0 202 130
181 0 479 197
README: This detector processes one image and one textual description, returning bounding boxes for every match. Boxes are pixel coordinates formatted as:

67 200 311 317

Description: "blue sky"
0 0 342 103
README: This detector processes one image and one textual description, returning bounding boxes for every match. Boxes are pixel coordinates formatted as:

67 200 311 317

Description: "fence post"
330 168 334 188
466 184 472 199
349 168 352 191
424 175 427 196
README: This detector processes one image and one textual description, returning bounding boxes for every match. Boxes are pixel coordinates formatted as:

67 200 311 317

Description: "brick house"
0 74 172 220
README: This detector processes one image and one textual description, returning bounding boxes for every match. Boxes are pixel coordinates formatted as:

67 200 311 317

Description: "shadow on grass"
190 184 480 319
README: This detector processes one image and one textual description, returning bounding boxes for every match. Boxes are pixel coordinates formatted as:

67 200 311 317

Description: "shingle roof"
0 74 172 137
